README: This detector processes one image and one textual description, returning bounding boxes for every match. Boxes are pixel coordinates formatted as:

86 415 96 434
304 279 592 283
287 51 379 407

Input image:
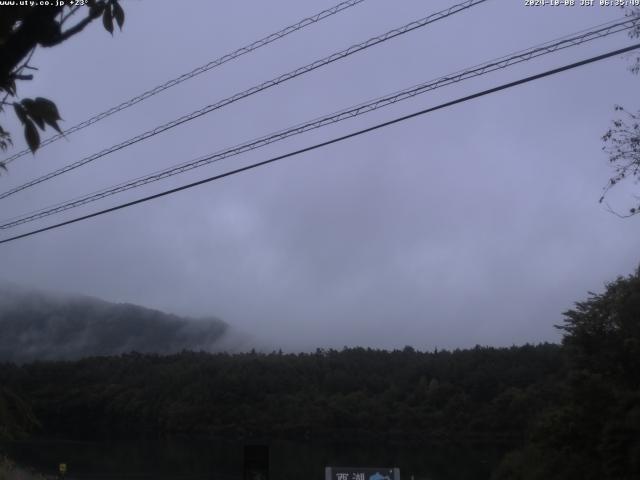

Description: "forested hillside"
493 267 640 480
0 344 564 441
0 267 638 479
0 285 232 362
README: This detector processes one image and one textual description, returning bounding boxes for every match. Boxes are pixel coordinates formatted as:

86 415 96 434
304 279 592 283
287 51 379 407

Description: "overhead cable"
1 0 368 166
1 16 636 230
1 42 638 245
0 0 488 200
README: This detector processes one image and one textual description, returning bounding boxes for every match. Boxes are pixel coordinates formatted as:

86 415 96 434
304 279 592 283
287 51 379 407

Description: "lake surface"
2 437 501 480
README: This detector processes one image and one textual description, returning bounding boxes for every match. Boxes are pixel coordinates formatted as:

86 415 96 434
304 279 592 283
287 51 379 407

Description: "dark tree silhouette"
493 266 640 480
0 0 125 162
600 7 640 217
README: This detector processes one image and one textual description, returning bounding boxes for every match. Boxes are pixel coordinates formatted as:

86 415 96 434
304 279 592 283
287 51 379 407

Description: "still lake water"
3 437 502 480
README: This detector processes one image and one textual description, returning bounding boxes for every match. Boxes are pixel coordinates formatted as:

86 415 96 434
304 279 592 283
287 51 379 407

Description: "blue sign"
325 467 400 480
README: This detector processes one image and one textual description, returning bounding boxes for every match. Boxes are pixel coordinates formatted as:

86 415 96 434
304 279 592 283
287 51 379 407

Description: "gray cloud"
0 283 253 363
1 0 639 353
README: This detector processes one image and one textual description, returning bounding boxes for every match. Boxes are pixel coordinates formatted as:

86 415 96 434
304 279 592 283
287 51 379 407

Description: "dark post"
243 444 269 480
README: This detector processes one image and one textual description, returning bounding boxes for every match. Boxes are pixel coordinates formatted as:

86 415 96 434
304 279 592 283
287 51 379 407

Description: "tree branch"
0 7 62 81
60 5 82 26
11 74 33 81
604 201 638 218
55 11 101 44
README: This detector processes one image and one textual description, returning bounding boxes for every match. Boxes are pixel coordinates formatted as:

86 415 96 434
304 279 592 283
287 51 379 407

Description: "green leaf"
103 5 114 34
46 119 62 134
21 99 46 130
32 116 45 130
88 0 103 18
32 97 63 133
0 126 12 151
113 1 125 30
45 119 61 134
24 120 40 154
21 98 35 110
13 103 28 125
34 97 62 121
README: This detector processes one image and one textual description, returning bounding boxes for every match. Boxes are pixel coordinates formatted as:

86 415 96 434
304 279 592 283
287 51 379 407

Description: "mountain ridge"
0 283 245 363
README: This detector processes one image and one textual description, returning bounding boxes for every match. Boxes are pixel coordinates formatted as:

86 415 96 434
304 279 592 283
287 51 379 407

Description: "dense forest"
0 344 564 441
0 267 639 479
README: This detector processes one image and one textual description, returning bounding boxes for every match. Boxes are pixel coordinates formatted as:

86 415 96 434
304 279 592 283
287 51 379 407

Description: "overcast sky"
0 0 639 351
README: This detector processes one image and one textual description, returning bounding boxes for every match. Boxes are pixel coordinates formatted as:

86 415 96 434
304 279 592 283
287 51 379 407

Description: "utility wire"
0 0 488 201
1 0 367 166
1 42 638 246
1 16 636 230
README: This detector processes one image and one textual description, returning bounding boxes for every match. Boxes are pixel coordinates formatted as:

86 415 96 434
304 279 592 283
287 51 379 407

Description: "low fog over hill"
0 284 249 363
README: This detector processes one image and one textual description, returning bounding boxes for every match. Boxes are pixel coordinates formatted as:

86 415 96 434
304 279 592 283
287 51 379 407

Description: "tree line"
1 267 639 479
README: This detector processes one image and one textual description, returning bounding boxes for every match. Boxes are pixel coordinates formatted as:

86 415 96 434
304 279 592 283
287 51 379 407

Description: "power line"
0 0 488 201
1 42 637 246
1 16 636 230
1 0 367 166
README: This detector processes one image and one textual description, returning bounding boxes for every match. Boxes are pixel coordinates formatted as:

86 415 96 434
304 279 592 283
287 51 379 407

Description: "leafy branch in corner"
0 0 125 171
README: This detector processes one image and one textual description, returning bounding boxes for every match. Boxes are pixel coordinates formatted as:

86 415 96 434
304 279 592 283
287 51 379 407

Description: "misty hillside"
0 284 236 362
